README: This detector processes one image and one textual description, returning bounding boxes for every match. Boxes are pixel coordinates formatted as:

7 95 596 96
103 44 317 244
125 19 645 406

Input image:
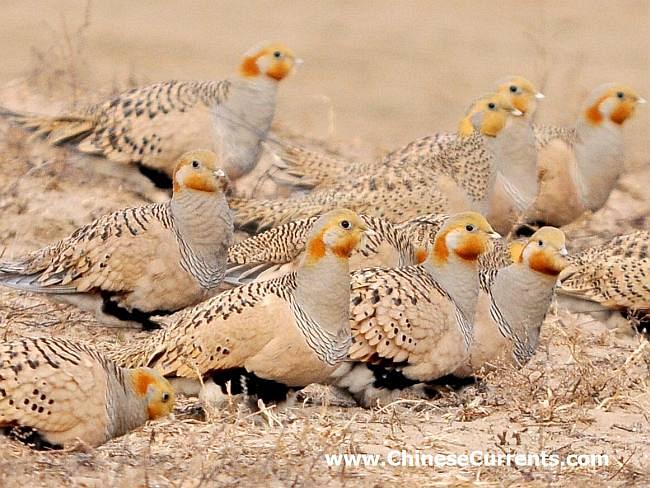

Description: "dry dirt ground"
0 1 649 486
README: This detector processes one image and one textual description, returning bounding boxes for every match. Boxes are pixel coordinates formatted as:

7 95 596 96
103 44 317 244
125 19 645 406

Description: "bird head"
172 150 231 195
519 227 569 276
458 92 523 137
494 75 544 117
304 208 369 265
582 83 645 126
239 41 300 81
132 368 175 420
431 212 500 264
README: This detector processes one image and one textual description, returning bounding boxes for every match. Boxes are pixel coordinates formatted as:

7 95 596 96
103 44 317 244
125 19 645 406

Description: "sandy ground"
0 1 649 486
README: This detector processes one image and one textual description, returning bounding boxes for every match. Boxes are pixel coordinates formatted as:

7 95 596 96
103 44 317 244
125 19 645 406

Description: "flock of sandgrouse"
0 40 647 449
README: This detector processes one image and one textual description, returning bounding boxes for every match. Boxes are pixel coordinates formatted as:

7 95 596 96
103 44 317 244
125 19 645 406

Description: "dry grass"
1 6 650 487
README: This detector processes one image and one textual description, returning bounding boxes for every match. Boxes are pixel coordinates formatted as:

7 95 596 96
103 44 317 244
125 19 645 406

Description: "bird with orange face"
454 227 569 377
524 83 646 228
231 92 526 233
0 41 300 187
0 150 233 330
110 209 370 406
0 337 174 449
329 212 501 407
269 76 543 191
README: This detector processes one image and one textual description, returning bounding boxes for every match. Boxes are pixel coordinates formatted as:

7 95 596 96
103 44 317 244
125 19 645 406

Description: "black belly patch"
100 292 173 330
209 368 294 404
137 163 173 190
367 362 420 390
1 424 62 450
622 309 650 335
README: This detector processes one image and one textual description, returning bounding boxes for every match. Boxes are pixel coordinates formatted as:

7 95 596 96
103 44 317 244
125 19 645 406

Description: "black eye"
538 240 544 247
617 91 624 99
487 102 496 110
340 220 351 229
509 85 518 93
162 392 170 402
191 160 200 168
273 51 282 59
466 224 475 232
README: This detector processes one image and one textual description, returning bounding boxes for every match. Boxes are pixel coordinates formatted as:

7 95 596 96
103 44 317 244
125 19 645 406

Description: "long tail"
265 138 352 190
0 105 96 146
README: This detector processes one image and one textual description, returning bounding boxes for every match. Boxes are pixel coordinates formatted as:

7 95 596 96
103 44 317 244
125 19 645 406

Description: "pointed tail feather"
0 105 96 146
265 139 350 190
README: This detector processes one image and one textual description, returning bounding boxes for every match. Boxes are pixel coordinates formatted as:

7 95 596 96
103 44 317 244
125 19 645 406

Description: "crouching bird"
0 150 233 330
110 208 369 406
0 337 174 449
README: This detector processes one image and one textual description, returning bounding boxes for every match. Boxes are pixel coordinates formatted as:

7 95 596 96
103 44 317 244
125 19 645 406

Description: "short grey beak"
638 97 647 104
489 231 502 239
294 58 304 67
559 246 568 256
214 169 226 178
535 92 545 99
511 108 524 117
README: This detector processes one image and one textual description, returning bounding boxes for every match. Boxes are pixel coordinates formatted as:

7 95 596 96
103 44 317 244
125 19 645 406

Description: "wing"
532 124 578 150
348 266 471 381
559 231 650 310
76 81 229 172
0 339 108 445
124 275 297 377
0 203 174 295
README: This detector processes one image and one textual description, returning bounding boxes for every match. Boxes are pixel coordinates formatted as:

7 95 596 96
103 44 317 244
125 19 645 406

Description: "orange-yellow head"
304 208 368 265
238 41 300 82
131 368 175 420
458 92 523 137
519 227 568 276
494 75 544 117
172 150 230 195
431 212 500 265
582 83 645 126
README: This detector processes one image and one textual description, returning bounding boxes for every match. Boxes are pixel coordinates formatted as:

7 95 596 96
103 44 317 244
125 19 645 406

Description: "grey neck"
488 118 539 209
292 253 352 365
424 255 479 321
574 118 625 210
171 190 233 289
105 367 148 439
491 264 557 364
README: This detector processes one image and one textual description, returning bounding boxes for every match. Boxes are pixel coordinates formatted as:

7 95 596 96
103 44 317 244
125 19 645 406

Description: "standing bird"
0 337 174 449
329 212 500 407
557 230 650 334
110 209 369 405
231 92 526 233
269 76 543 190
0 150 233 330
525 83 645 228
453 227 569 377
0 41 300 188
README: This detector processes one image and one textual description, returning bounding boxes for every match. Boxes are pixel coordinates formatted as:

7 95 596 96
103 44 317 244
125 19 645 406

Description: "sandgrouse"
557 230 649 334
0 337 174 449
329 212 500 407
0 150 233 330
230 93 525 233
524 83 645 229
110 209 369 405
0 41 299 187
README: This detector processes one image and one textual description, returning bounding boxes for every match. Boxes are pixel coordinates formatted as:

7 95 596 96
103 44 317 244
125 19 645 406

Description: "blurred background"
0 0 648 160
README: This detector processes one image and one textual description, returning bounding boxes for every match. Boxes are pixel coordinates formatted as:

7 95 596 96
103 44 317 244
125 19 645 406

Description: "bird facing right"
0 149 233 330
0 337 174 449
109 209 369 406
